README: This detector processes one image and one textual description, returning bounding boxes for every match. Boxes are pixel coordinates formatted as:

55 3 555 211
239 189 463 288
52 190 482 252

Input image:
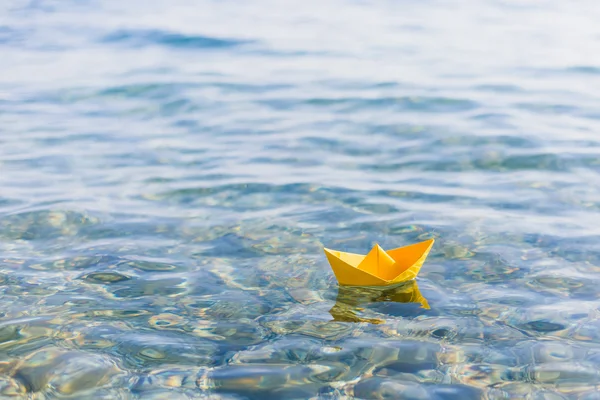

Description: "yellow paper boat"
329 280 429 324
324 238 434 286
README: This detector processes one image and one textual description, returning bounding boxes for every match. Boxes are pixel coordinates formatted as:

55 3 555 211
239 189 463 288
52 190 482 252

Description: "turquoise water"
2 0 600 398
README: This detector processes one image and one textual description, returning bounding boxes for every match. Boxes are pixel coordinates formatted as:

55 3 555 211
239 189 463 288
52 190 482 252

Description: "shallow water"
2 0 600 398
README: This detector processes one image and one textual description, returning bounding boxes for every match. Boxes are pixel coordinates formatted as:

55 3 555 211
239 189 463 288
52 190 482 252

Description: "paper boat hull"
324 238 434 286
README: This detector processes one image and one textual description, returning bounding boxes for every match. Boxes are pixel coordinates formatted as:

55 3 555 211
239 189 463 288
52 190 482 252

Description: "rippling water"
2 0 600 398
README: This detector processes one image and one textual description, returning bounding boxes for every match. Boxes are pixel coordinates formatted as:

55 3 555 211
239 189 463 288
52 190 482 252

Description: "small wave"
98 83 192 99
0 25 24 45
515 102 579 115
101 28 252 50
260 96 478 113
154 183 318 202
472 84 523 93
518 66 600 78
97 81 291 100
565 66 600 75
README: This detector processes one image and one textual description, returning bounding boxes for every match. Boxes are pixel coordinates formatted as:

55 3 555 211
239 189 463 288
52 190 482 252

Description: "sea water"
1 0 600 398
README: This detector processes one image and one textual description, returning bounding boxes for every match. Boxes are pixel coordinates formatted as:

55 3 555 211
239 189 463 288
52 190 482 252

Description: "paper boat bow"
324 238 434 286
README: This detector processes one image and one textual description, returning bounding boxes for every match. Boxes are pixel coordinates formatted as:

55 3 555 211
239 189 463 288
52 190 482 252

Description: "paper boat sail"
329 280 429 324
324 238 434 286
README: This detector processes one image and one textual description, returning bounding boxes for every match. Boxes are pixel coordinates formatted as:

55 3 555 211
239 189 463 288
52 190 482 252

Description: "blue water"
2 0 600 398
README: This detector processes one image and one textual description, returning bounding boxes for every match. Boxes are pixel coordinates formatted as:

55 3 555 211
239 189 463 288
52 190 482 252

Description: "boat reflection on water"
329 280 429 324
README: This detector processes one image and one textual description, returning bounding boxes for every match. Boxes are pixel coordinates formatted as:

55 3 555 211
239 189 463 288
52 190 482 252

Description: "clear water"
2 0 600 398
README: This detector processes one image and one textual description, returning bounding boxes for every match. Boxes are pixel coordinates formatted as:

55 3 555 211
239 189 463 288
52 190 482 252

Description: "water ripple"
102 29 253 50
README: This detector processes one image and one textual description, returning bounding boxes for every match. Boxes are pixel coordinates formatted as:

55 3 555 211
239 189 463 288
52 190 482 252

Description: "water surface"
2 0 600 398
